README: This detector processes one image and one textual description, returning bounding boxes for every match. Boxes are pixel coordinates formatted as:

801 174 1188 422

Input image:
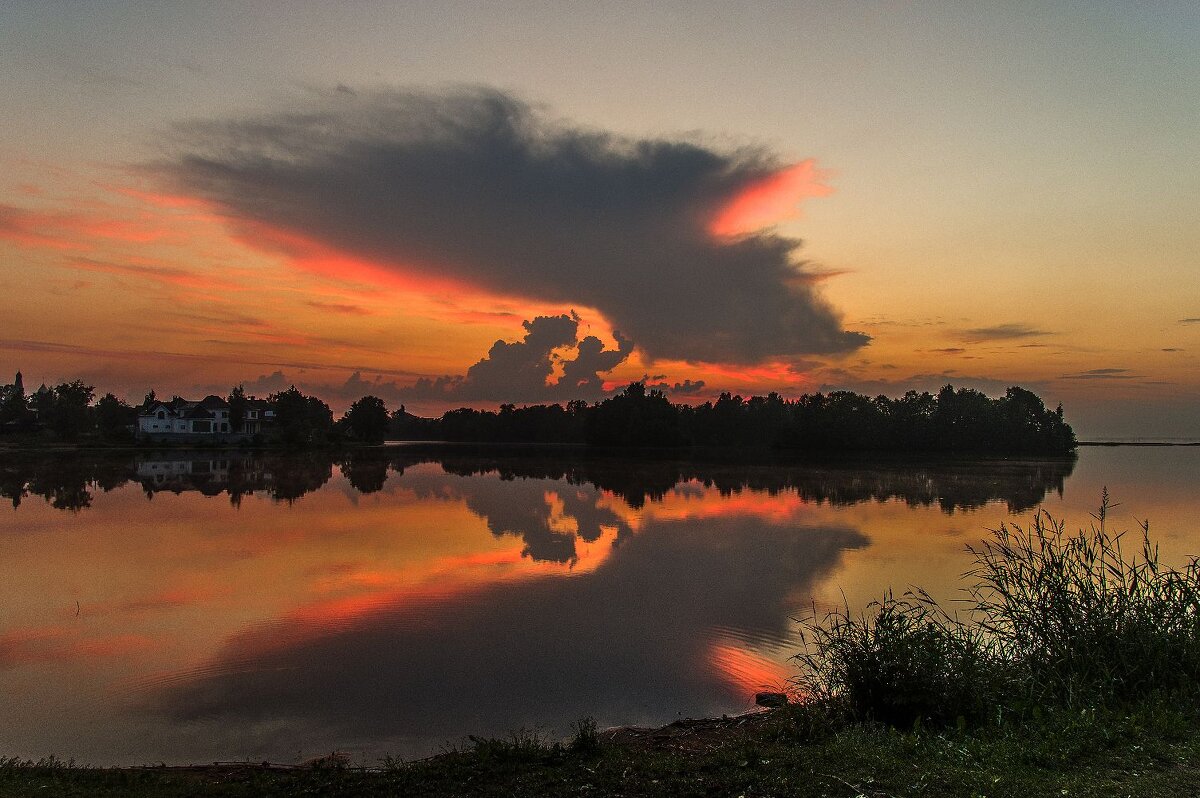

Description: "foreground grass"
4 702 1200 797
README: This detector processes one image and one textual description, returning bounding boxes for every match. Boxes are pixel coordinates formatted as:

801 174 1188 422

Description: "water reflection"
147 518 866 748
0 445 1101 764
1 447 1075 520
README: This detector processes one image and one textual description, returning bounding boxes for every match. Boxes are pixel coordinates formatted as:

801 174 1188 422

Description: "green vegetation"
796 492 1200 727
5 499 1200 795
4 703 1200 796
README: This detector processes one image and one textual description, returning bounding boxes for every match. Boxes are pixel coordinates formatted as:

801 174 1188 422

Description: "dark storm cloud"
402 314 633 403
163 87 868 363
962 323 1053 342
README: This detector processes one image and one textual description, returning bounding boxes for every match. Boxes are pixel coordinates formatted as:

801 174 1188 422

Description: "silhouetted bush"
795 496 1200 729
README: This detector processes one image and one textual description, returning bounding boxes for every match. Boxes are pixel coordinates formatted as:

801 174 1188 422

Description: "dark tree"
270 386 334 446
43 381 95 440
342 395 389 443
587 383 681 447
0 375 31 428
227 385 248 433
94 393 135 440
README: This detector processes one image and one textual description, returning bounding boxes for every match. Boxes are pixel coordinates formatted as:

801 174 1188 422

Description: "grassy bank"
6 498 1200 796
4 703 1200 797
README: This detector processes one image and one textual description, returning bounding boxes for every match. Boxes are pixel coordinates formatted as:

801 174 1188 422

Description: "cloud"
0 339 417 385
962 323 1053 342
928 347 966 355
240 370 290 395
402 314 633 403
161 87 868 363
645 377 707 396
1059 368 1137 380
820 371 1049 398
305 300 372 315
668 379 707 396
66 256 239 291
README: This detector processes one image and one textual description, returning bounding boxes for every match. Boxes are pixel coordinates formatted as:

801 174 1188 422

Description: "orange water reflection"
0 447 1195 764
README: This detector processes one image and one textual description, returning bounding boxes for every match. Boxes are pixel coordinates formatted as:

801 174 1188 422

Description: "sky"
1 0 1197 438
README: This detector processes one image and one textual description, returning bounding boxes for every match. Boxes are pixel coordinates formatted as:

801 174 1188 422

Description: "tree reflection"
338 453 390 494
1 447 1074 523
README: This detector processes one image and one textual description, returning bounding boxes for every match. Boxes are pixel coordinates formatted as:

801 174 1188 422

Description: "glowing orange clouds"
229 219 479 297
709 160 833 238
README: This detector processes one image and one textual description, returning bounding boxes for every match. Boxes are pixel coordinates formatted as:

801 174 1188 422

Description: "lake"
1 445 1197 765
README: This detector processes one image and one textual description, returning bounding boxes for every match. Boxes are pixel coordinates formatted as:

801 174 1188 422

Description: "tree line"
393 383 1077 455
2 372 1077 455
0 376 392 445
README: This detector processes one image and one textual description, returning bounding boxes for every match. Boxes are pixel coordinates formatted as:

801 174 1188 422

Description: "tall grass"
795 492 1200 728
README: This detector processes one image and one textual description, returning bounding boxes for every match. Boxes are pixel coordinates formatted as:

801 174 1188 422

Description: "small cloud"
645 378 707 396
1162 348 1184 353
928 347 966 355
1180 318 1200 325
1059 368 1137 380
669 379 706 396
401 314 633 403
963 323 1053 342
241 370 291 395
306 300 372 316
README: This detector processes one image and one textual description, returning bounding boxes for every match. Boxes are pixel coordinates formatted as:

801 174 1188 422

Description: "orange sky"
1 2 1198 437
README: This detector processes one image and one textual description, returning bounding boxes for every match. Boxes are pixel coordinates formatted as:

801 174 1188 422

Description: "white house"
137 395 274 440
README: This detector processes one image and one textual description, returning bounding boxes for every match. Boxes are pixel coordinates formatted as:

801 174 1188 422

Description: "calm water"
1 445 1197 765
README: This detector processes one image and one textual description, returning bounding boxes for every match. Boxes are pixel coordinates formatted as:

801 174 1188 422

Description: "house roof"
199 395 230 410
139 394 271 419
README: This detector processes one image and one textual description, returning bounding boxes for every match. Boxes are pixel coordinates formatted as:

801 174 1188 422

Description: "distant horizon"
10 367 1190 443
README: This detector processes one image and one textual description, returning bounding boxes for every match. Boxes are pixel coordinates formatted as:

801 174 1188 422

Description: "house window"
157 411 165 420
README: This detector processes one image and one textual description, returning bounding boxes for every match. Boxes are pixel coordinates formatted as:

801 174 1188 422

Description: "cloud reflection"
143 514 867 752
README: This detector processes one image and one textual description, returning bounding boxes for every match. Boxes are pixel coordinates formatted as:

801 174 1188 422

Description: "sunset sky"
1 1 1197 438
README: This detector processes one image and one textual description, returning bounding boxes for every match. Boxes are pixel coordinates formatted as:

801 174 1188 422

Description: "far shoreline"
1078 440 1200 446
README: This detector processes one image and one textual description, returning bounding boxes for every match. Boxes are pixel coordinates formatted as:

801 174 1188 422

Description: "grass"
796 491 1200 729
6 495 1200 795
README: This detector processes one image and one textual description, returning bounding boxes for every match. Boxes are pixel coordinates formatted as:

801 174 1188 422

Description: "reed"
795 492 1200 727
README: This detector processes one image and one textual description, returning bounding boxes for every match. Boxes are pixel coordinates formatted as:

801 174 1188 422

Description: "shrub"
569 717 601 754
968 491 1200 707
794 590 1000 728
795 493 1200 729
